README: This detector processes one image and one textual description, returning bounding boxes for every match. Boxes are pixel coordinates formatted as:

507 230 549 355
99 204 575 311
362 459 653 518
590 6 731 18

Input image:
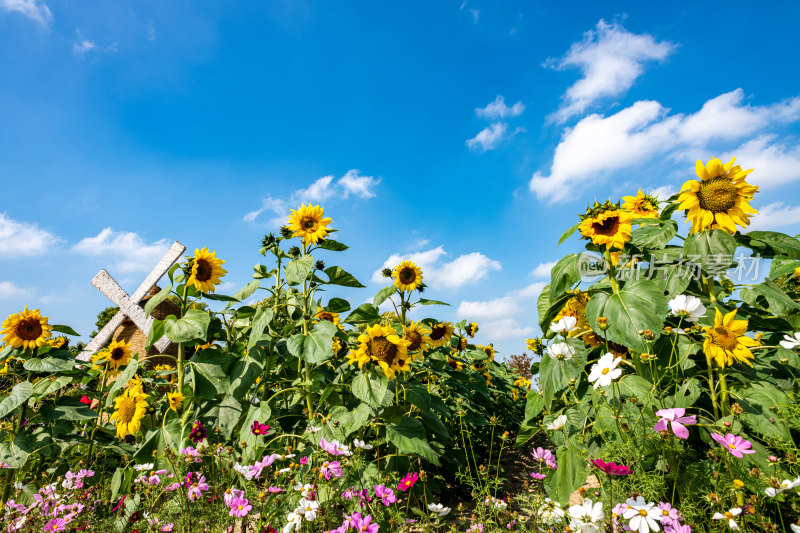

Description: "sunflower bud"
261 234 276 247
289 246 301 257
315 260 325 270
381 267 392 278
280 226 293 238
596 316 609 331
731 403 743 415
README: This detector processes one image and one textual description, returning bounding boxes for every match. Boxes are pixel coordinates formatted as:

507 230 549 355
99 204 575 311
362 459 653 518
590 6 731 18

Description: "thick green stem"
707 365 720 420
718 371 731 417
177 283 189 394
86 364 110 466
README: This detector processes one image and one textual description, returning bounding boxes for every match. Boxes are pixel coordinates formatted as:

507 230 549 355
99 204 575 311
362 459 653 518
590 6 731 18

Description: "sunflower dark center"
318 312 335 323
111 347 126 360
430 325 446 341
697 178 738 213
711 326 738 351
406 330 422 351
368 337 397 364
16 318 42 341
591 214 621 236
398 267 416 284
301 217 318 230
194 259 212 282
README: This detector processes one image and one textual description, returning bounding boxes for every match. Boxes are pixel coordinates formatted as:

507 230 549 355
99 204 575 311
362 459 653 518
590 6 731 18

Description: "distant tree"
90 306 118 338
508 352 533 379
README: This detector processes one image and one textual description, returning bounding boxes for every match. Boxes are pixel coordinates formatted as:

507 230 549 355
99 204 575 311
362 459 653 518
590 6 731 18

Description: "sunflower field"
2 156 800 532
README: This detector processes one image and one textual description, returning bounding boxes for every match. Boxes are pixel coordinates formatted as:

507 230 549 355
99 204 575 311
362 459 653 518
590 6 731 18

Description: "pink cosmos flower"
654 408 697 439
179 447 201 463
268 486 283 493
250 421 270 436
224 488 245 507
398 472 419 492
531 447 558 469
711 433 756 458
657 502 680 525
530 472 546 480
664 524 692 533
44 518 67 532
374 484 397 506
187 475 209 502
228 496 252 517
249 455 277 479
350 513 379 533
320 437 351 456
320 460 343 480
467 525 484 533
342 487 357 500
300 456 308 466
165 482 181 491
161 525 174 532
591 459 631 475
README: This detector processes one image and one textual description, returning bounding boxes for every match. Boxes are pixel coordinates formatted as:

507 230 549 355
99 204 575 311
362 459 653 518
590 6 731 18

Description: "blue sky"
2 0 800 357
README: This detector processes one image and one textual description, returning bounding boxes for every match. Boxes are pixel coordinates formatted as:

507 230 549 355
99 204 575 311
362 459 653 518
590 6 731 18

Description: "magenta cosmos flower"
250 421 270 435
187 474 209 501
591 459 631 476
320 436 351 456
531 447 558 469
397 472 419 492
711 433 755 458
228 496 252 517
374 484 397 506
43 518 67 532
530 472 546 480
320 460 343 480
654 408 697 440
350 513 379 533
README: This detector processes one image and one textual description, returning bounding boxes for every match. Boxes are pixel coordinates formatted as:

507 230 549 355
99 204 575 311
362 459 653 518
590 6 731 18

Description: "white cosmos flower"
283 511 301 533
588 353 623 389
427 502 451 516
622 496 661 533
134 463 154 471
711 507 742 530
568 499 604 530
546 414 567 431
547 342 575 360
537 498 566 524
764 477 800 497
668 294 706 322
780 332 800 350
550 316 578 334
233 463 255 480
296 498 319 520
791 524 800 533
353 439 373 450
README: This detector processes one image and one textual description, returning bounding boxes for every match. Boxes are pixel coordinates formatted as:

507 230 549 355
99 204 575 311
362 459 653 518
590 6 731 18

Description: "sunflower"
477 344 496 363
447 356 464 371
314 307 343 329
428 322 454 348
525 338 543 355
187 248 227 293
465 322 479 338
677 157 758 234
47 336 68 349
578 203 634 251
794 266 800 279
402 321 431 357
168 390 185 413
703 308 759 368
555 292 602 349
287 204 332 245
455 335 468 351
347 324 412 380
622 189 659 219
1 307 52 350
195 341 216 352
106 339 133 370
392 260 423 292
109 387 149 439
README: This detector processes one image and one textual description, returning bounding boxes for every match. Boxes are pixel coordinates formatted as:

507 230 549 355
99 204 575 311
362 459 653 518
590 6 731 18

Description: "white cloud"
530 89 800 202
372 245 501 290
476 95 525 120
0 281 33 299
516 281 547 299
0 0 52 26
470 9 479 23
546 19 676 122
479 318 535 340
651 185 677 201
457 295 519 321
72 31 96 55
466 123 508 151
748 202 800 231
0 213 61 257
244 170 379 224
146 21 157 41
721 135 800 188
339 169 380 199
530 261 556 279
72 228 172 273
